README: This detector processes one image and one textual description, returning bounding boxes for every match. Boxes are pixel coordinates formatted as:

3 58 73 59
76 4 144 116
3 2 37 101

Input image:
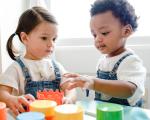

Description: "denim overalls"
16 58 61 98
94 53 142 107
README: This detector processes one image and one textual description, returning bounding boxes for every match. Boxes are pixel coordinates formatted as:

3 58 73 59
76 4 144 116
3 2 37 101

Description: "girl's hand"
7 94 35 116
61 73 94 90
61 73 80 90
62 96 74 104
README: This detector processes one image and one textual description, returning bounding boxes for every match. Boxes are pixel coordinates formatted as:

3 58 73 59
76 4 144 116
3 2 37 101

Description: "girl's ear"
122 24 133 37
20 32 28 44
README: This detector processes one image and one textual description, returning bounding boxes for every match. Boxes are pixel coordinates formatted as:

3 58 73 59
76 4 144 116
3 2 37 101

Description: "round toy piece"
54 104 83 120
97 103 123 120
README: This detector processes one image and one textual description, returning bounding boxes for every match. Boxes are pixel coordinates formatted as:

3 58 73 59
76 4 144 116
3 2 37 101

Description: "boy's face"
90 11 131 57
21 21 57 60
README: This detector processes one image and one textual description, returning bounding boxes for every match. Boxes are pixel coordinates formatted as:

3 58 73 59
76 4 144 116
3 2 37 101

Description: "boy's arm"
93 78 137 98
61 74 136 99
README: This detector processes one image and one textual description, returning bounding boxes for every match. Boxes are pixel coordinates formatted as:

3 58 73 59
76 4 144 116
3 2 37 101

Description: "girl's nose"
47 40 54 47
95 35 104 42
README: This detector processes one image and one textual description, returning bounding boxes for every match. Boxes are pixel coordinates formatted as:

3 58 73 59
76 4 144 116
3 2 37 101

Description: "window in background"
50 0 94 39
50 0 149 39
28 0 50 10
0 0 23 72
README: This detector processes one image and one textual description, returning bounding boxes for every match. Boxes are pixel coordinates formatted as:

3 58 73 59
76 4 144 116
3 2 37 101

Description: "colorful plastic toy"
37 89 64 105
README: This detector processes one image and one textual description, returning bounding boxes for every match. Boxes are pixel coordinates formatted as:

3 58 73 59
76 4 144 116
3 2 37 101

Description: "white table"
8 100 150 120
77 100 150 120
7 109 95 120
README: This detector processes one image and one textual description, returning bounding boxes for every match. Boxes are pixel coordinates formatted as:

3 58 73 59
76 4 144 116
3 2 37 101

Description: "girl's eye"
41 37 47 40
53 37 57 42
102 32 110 36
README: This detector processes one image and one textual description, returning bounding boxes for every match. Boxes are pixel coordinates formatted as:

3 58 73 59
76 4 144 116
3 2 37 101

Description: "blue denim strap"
94 53 134 106
111 53 133 73
16 57 32 82
51 60 61 82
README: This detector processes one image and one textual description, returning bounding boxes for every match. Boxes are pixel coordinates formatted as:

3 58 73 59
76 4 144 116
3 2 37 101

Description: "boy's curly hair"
90 0 138 31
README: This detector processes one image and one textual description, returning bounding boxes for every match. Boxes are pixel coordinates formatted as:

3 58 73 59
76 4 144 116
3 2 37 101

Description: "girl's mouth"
99 44 106 49
46 49 53 53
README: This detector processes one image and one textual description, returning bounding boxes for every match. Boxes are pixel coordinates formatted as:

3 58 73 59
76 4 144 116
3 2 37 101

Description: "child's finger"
61 78 75 86
60 81 70 90
16 104 25 113
18 95 30 107
62 97 73 104
11 106 19 116
63 73 79 77
62 81 79 90
66 84 77 90
61 78 75 90
24 94 35 101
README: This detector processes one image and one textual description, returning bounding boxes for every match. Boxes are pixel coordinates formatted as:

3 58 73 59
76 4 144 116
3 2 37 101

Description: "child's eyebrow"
91 25 109 33
41 33 51 35
98 26 109 30
41 33 57 38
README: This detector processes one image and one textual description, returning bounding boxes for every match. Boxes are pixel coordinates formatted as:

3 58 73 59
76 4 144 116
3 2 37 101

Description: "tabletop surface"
76 100 150 120
7 100 150 120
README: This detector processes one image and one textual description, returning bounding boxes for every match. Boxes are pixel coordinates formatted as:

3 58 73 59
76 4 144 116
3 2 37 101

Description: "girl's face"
21 21 57 60
90 11 132 57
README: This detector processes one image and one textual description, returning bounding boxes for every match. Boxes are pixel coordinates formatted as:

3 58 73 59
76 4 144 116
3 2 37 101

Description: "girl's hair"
7 6 57 60
90 0 138 31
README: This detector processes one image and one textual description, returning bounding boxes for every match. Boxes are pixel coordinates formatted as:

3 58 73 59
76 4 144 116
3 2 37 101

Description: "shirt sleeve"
117 55 146 87
117 55 146 105
0 63 22 95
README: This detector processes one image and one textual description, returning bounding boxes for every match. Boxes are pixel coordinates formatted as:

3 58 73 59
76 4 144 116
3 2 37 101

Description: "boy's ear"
20 32 28 44
122 24 133 37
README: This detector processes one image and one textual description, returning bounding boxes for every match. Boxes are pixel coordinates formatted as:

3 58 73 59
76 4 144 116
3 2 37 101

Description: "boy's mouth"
100 44 106 48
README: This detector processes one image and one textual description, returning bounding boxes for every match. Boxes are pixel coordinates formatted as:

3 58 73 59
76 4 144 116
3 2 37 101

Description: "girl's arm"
0 85 22 115
63 88 77 104
61 74 77 104
0 85 35 116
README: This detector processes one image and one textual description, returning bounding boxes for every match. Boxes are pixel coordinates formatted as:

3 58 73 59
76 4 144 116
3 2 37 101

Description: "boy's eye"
92 34 97 38
102 32 110 36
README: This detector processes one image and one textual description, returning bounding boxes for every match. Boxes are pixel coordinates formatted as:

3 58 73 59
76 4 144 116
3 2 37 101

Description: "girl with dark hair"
0 6 76 116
